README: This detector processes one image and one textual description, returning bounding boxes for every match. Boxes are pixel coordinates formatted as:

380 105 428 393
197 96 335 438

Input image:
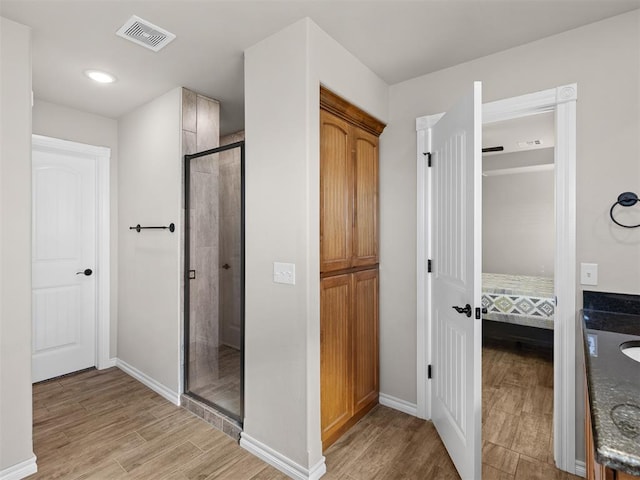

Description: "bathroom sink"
620 341 640 363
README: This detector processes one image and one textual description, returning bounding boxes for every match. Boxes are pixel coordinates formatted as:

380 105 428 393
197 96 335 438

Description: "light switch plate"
273 262 295 285
580 263 598 286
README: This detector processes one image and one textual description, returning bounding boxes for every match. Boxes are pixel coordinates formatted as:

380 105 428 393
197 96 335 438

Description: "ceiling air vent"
116 15 176 52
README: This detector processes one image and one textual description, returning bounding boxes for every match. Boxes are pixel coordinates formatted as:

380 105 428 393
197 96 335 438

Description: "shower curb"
181 394 242 441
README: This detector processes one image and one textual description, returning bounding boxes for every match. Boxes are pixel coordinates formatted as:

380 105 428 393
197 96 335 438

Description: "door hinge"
427 259 432 273
423 152 432 167
427 364 432 379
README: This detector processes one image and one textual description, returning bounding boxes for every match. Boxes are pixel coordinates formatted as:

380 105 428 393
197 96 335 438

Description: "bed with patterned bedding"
482 273 555 330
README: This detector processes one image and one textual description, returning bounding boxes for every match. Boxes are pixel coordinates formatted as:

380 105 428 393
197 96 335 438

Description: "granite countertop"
582 291 640 476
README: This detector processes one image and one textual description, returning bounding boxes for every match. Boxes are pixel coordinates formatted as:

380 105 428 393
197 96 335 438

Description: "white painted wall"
483 167 555 277
243 17 387 473
381 9 639 462
32 99 119 358
0 16 36 477
117 88 182 395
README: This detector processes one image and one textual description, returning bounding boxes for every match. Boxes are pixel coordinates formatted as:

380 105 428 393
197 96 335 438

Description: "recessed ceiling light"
84 69 116 84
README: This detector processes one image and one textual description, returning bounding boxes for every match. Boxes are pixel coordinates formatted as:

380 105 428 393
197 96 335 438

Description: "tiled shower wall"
219 131 244 350
182 88 220 390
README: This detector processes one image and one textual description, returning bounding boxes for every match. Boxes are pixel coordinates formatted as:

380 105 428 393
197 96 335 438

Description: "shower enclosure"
184 140 244 423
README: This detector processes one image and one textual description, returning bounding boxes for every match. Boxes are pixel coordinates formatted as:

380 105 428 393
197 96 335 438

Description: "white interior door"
32 146 97 382
430 81 482 479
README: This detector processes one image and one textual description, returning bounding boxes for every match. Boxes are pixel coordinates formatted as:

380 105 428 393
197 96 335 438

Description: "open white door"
430 82 482 479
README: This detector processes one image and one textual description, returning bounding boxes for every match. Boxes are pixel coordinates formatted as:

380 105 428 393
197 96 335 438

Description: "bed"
482 273 555 347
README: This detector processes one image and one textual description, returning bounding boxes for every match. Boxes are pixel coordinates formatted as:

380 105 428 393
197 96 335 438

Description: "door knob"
222 263 231 270
452 304 472 317
76 268 93 276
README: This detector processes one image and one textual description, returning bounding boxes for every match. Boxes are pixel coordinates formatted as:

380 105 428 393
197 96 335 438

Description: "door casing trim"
415 84 578 473
32 134 112 372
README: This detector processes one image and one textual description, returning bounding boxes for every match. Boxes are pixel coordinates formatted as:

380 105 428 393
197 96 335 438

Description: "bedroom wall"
483 150 555 277
32 99 119 358
381 9 639 463
0 16 35 477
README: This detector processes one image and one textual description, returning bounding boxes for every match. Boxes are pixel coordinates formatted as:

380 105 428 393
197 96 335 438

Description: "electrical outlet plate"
580 263 598 286
273 262 295 285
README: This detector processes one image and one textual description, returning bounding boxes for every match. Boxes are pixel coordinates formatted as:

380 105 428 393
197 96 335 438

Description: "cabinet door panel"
617 473 638 479
320 110 353 273
352 129 378 267
353 269 379 414
321 274 353 443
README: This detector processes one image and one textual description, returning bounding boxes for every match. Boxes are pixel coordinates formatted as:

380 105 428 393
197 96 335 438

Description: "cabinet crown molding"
320 86 386 136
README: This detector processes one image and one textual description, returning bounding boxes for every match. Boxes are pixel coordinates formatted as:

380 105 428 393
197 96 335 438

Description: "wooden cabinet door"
320 110 353 273
617 472 640 479
320 274 353 445
352 269 379 414
352 128 379 267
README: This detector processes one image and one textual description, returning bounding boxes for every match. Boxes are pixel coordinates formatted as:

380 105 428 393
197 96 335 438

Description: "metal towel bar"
129 223 175 233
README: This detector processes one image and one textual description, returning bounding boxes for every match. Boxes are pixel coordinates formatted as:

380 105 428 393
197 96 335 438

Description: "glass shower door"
184 141 244 422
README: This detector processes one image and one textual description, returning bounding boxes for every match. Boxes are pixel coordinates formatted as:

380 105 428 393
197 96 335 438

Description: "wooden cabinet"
320 274 353 445
352 129 379 268
619 473 640 480
320 110 353 273
352 269 379 415
320 95 381 274
320 269 379 449
319 87 384 450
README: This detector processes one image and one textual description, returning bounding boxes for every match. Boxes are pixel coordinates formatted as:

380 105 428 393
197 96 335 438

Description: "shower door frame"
183 140 245 424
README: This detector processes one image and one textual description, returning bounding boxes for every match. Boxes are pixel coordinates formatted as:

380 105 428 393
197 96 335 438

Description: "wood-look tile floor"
30 344 582 480
480 340 582 480
189 344 241 415
323 340 582 480
29 367 285 480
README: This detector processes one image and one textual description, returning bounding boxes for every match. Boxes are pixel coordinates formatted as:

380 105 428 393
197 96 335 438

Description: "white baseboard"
575 460 586 478
116 359 180 406
240 433 326 480
0 455 37 480
379 393 418 417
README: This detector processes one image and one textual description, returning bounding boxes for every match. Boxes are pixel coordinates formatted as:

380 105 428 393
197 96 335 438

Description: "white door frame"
416 84 578 473
32 134 112 371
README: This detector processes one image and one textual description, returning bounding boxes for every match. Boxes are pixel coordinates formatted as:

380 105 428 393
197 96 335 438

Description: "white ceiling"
2 1 639 134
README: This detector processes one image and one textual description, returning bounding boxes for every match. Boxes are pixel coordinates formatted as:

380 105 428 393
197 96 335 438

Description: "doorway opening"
481 112 556 475
416 84 578 474
183 139 245 426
